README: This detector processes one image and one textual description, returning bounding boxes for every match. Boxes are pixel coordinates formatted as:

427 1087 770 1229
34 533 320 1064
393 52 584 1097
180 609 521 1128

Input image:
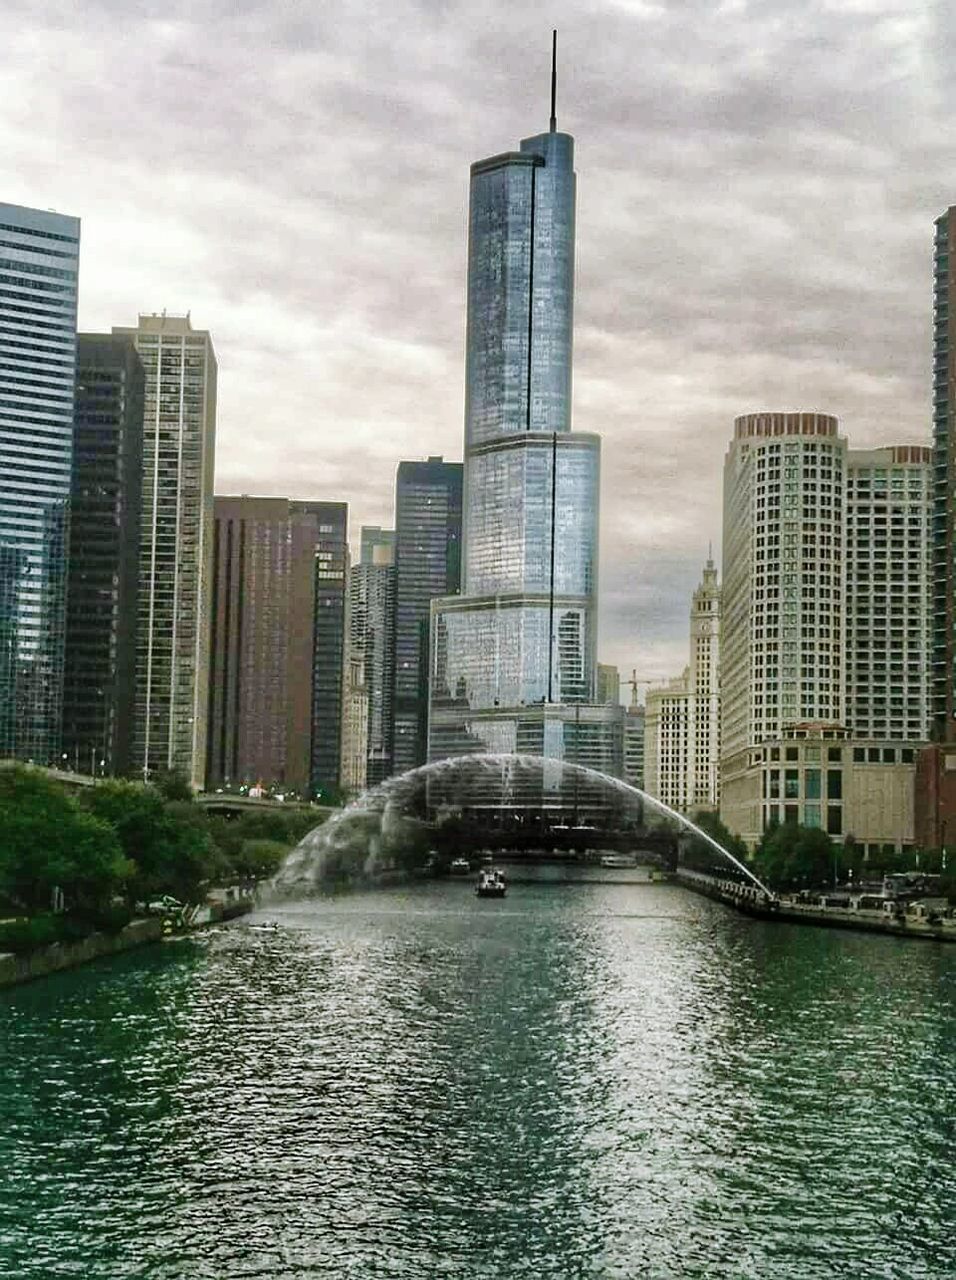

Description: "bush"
0 915 59 953
232 839 288 881
0 765 130 914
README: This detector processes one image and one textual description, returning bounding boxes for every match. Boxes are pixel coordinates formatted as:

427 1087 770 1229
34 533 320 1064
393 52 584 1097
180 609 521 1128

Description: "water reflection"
1 883 955 1278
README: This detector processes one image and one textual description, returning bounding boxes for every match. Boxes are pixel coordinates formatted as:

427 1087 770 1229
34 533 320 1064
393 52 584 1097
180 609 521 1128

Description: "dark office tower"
206 496 348 799
62 336 145 776
0 202 80 764
392 458 462 774
349 526 396 786
933 210 956 739
311 501 349 798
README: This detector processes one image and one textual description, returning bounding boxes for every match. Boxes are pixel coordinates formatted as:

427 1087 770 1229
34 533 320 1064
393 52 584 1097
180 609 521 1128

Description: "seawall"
0 900 254 989
676 868 956 943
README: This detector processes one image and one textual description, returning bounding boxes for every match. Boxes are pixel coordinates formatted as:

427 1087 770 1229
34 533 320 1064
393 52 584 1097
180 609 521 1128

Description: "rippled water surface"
2 880 956 1278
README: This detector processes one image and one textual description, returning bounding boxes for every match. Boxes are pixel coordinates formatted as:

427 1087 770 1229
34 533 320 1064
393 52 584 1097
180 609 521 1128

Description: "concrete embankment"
676 868 956 944
0 899 253 989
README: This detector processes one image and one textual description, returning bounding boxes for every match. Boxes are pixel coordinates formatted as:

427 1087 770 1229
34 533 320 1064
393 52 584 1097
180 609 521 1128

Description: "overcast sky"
1 0 947 688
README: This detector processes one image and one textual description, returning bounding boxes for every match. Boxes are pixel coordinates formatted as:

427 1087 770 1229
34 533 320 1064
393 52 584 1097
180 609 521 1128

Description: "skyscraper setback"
0 202 80 764
113 314 217 789
428 49 619 772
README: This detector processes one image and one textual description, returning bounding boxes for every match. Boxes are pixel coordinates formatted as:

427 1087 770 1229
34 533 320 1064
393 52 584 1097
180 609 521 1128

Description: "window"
827 806 843 836
785 769 799 799
827 770 842 800
805 769 821 799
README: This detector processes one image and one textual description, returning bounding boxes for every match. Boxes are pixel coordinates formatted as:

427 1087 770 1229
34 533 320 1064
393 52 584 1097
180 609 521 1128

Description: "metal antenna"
550 29 557 132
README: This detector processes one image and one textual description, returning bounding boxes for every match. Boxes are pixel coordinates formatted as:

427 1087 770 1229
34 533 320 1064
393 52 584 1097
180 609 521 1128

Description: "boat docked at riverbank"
476 868 507 898
449 857 471 876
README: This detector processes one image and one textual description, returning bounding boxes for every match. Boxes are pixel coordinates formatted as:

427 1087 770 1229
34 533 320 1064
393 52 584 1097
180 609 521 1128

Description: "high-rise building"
623 704 646 792
644 559 722 815
0 202 80 763
597 664 621 705
393 457 462 775
348 526 396 786
644 676 690 812
722 413 847 764
62 336 145 777
846 447 931 742
339 654 368 795
113 314 217 789
720 413 928 849
206 496 348 798
310 501 349 799
932 208 956 740
427 62 620 778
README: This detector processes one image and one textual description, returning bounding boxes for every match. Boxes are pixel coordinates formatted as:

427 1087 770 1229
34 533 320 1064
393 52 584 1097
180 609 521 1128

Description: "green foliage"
752 822 838 892
152 769 194 802
81 781 221 905
0 766 130 914
232 839 288 881
684 811 749 874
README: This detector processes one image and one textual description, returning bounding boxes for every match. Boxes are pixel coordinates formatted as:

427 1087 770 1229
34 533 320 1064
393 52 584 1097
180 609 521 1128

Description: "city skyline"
2 2 949 680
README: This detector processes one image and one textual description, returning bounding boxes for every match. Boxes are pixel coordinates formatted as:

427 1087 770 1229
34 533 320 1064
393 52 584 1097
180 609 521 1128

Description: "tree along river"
1 877 955 1279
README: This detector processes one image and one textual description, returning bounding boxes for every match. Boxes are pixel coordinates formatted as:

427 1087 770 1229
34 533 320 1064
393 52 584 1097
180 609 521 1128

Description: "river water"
2 878 955 1278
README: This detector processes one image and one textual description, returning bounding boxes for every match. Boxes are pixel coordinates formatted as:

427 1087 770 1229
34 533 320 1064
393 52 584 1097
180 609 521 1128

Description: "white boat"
600 853 638 869
476 868 507 898
449 857 471 876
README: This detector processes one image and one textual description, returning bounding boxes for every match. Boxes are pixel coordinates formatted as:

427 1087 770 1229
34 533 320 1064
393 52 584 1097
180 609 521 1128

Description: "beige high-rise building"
643 559 721 814
845 446 931 742
113 314 217 789
719 414 929 851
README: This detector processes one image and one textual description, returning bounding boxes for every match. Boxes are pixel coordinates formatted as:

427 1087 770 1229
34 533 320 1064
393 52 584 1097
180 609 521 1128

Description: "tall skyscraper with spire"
428 37 620 773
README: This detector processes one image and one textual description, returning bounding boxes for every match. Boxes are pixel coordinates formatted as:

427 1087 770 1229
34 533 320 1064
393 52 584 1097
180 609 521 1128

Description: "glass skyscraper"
0 202 80 763
63 335 145 777
393 458 462 775
428 89 620 773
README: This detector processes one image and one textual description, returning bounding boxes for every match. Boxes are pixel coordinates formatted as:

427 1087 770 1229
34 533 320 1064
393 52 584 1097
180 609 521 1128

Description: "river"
2 878 955 1278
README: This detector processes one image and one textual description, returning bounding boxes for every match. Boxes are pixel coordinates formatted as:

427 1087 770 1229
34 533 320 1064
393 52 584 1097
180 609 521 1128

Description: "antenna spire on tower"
550 29 557 132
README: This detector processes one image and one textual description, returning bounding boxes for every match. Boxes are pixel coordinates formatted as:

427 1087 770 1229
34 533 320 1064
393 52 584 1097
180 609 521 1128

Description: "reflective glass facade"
63 336 145 777
465 132 575 446
465 433 597 597
392 459 462 775
428 120 611 770
0 203 80 763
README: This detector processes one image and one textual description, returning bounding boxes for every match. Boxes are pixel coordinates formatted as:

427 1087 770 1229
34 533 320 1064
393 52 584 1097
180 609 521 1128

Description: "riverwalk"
676 867 956 942
0 896 254 988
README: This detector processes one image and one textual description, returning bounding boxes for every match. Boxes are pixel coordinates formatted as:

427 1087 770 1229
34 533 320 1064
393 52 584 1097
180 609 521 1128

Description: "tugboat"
476 867 507 898
449 857 471 876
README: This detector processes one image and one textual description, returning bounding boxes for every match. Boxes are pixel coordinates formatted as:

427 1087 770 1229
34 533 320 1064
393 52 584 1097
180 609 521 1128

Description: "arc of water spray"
274 753 775 901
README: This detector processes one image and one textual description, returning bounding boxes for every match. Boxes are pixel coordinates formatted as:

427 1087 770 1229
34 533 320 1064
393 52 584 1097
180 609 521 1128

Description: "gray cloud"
0 0 948 684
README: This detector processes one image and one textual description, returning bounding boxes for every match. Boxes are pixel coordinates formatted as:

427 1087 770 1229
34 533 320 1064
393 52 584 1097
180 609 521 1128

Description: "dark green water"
2 880 955 1278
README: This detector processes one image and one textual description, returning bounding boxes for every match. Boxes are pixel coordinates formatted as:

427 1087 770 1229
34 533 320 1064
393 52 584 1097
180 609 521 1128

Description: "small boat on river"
476 868 507 898
449 857 471 876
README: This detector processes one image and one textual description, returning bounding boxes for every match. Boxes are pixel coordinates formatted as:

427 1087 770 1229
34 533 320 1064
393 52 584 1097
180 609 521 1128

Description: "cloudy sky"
1 0 946 688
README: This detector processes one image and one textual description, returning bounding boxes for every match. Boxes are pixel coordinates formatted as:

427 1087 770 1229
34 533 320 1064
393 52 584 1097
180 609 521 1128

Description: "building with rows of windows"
643 559 720 815
0 202 80 764
720 413 929 851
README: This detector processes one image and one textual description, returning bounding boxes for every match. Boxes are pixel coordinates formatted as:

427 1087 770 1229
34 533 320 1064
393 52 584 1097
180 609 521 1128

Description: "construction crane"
624 669 654 709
